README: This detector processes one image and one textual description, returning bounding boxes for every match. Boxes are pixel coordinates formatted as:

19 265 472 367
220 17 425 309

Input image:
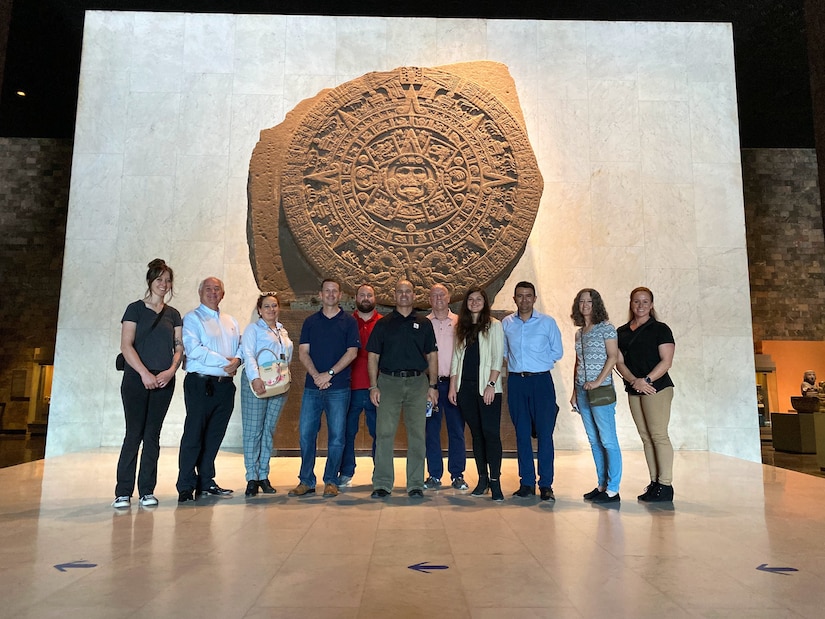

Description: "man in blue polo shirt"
289 279 359 498
502 281 563 501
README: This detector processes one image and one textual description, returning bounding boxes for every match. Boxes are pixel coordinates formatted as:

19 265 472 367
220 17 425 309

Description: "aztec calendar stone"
248 62 543 306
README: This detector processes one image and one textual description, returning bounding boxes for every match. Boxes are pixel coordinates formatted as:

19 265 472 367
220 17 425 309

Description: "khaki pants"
628 386 674 486
372 373 427 492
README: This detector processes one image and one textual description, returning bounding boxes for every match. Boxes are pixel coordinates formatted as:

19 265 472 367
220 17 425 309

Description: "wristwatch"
644 376 652 384
487 381 496 388
429 384 438 389
328 369 335 376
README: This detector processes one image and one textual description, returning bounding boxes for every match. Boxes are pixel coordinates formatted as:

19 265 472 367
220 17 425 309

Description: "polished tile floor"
1 449 824 619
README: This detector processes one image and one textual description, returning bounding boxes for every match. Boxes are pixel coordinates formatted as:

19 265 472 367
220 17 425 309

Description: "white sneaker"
338 475 353 487
139 494 158 507
112 496 130 509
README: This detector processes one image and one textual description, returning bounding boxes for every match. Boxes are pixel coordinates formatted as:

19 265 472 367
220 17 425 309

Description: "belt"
437 376 450 383
512 371 550 377
190 372 234 383
381 370 422 377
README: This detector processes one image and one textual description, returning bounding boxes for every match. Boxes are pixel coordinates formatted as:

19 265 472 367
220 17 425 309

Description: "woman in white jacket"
448 286 505 501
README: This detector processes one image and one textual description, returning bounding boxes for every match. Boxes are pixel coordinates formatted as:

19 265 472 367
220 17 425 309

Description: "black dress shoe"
539 487 555 501
258 479 277 494
245 480 258 497
200 484 233 496
371 488 391 498
178 490 194 503
408 488 424 498
513 484 536 497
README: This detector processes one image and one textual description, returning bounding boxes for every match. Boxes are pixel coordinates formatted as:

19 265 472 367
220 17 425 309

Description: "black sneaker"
245 480 258 497
371 488 391 499
583 487 603 501
592 492 620 503
423 476 442 489
408 488 424 498
178 490 194 503
451 476 469 490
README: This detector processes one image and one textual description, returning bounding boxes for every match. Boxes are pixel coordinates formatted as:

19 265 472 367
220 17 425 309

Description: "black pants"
116 368 175 497
176 373 235 493
457 383 503 479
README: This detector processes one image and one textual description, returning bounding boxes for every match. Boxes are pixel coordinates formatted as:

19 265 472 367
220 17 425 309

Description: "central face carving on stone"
266 64 542 306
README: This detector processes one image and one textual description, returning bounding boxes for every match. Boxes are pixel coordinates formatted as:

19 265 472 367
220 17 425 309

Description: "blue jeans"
339 388 377 478
425 381 466 480
576 386 622 493
507 372 558 488
298 387 350 487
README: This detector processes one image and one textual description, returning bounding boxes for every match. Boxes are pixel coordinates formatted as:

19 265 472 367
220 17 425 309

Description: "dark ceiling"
0 0 814 148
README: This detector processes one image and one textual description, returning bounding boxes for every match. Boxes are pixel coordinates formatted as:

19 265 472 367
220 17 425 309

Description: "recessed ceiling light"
16 91 26 97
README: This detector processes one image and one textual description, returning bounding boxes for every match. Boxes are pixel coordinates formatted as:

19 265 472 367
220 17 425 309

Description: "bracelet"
369 386 378 390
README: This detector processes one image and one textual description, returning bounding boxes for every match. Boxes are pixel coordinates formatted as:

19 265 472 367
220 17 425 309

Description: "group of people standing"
112 259 676 509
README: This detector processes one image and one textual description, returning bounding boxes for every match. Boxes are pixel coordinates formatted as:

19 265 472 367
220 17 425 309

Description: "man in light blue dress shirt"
176 277 242 502
502 281 563 501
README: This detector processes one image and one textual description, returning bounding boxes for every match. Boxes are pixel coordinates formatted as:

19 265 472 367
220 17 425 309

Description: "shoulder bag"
583 326 616 407
252 325 291 398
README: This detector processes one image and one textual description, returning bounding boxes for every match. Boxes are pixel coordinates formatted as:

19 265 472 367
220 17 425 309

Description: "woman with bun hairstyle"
616 287 676 502
113 259 183 509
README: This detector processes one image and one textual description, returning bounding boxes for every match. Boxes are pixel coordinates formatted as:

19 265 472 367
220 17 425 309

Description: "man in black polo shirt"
367 279 438 498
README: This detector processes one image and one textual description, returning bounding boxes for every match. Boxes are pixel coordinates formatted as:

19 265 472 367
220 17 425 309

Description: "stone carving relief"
249 62 542 306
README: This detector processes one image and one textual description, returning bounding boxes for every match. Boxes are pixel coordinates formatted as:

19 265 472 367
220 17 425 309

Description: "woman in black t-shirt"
113 259 183 510
616 287 675 503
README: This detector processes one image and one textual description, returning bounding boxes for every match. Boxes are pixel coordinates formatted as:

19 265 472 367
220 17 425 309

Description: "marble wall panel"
232 15 287 95
177 74 233 156
123 92 181 177
72 72 130 155
693 163 747 249
284 16 337 76
183 13 235 74
80 11 135 73
588 80 641 163
590 162 643 248
435 19 487 62
636 22 688 102
50 14 758 463
537 21 588 101
690 81 741 164
639 101 693 183
229 95 283 178
686 23 736 85
536 99 590 183
57 239 118 330
642 183 698 270
384 19 439 69
335 17 389 79
585 22 639 81
115 176 175 261
697 247 754 337
129 12 185 93
64 154 123 241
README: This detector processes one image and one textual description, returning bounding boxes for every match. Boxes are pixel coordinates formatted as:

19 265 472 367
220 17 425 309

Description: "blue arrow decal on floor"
408 561 448 573
756 563 798 575
54 560 97 572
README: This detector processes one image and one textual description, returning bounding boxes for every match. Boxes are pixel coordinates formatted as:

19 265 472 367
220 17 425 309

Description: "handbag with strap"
582 326 617 407
116 305 167 371
251 324 291 398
